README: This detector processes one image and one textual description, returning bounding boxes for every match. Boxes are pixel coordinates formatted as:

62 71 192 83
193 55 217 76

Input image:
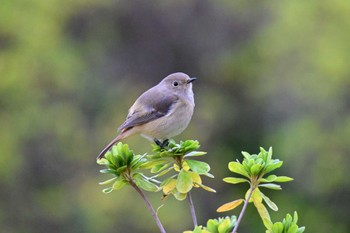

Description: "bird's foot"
154 139 169 148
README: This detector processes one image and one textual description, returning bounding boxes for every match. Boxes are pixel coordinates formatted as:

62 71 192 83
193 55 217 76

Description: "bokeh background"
1 0 350 232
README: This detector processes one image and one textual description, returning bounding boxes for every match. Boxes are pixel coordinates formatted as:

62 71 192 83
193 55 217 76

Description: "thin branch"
187 191 198 227
232 186 255 233
129 180 166 233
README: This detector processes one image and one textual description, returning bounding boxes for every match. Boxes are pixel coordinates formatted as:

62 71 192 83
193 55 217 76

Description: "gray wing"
118 92 179 132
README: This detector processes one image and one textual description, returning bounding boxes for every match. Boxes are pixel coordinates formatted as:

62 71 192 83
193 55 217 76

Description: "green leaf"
104 151 113 162
206 219 219 232
176 170 193 193
241 151 251 160
267 147 273 160
250 163 264 176
190 226 204 233
99 168 117 174
260 191 278 211
99 177 118 185
134 175 159 192
264 161 283 173
261 175 277 183
218 218 231 233
97 158 109 165
151 163 170 173
263 218 273 231
259 183 282 190
102 187 113 193
186 160 210 174
184 151 207 157
272 222 284 233
112 176 128 190
247 188 262 203
223 177 249 184
293 211 298 224
202 172 215 178
130 154 146 169
275 176 294 182
173 190 187 201
153 166 174 178
287 224 298 233
116 165 127 173
228 161 250 178
140 159 168 169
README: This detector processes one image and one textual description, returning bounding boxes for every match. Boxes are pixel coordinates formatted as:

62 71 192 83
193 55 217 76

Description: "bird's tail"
97 135 122 160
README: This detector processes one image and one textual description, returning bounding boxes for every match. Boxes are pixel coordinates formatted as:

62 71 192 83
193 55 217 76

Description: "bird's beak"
187 77 197 84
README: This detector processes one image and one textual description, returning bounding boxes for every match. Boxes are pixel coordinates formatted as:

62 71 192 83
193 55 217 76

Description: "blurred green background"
1 0 350 232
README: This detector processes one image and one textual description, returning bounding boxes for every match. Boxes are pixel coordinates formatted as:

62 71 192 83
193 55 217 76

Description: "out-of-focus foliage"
1 0 349 232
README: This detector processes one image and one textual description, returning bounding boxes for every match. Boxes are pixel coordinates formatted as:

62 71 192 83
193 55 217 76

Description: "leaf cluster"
184 216 237 233
218 147 294 229
266 212 305 233
98 140 215 200
97 143 305 233
147 140 215 200
97 142 159 193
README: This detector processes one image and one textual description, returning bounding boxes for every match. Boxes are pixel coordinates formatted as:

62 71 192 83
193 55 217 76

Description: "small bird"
97 72 196 159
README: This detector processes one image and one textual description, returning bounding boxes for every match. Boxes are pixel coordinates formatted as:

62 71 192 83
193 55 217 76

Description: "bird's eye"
172 81 179 87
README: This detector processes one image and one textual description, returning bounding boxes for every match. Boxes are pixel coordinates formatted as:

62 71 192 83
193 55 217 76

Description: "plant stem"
129 180 166 233
232 186 255 233
187 191 198 227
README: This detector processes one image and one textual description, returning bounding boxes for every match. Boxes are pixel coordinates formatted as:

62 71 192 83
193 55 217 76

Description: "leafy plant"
97 142 165 233
146 140 215 225
217 147 295 233
147 140 215 200
97 142 305 233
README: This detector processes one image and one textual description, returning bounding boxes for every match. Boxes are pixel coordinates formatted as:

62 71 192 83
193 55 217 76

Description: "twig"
232 186 255 233
129 180 166 233
187 191 198 227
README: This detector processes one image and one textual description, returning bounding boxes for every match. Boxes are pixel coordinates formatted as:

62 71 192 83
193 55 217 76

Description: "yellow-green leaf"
176 170 193 193
173 190 187 201
275 176 294 182
272 222 284 232
112 176 128 190
163 179 177 194
223 177 249 184
189 172 202 187
253 198 271 228
99 177 118 185
228 162 250 178
246 188 262 203
197 183 216 193
218 218 231 232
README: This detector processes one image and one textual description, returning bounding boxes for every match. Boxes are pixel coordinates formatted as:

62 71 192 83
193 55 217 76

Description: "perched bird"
97 72 196 159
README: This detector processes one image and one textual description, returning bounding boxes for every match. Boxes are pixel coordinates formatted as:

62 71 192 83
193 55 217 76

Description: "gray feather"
118 93 179 132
